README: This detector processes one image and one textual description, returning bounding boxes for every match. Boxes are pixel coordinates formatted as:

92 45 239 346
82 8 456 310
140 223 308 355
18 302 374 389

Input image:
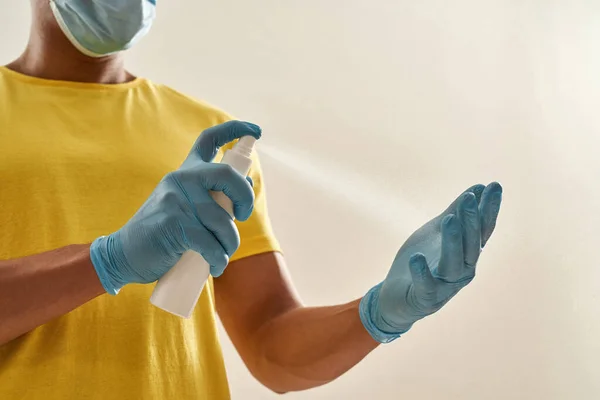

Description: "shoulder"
147 81 234 127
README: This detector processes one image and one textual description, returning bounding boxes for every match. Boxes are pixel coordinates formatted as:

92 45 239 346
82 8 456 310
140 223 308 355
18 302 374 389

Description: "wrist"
90 234 127 295
359 282 410 343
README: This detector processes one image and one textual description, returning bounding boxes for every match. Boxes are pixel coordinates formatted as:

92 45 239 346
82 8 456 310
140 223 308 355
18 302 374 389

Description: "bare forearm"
249 299 379 393
0 244 105 345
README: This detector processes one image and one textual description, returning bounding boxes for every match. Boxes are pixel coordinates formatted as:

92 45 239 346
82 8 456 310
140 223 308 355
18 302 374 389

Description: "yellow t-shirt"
0 66 280 400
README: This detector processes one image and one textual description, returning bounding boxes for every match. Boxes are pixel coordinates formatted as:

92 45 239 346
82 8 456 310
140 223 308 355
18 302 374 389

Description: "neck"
7 30 135 85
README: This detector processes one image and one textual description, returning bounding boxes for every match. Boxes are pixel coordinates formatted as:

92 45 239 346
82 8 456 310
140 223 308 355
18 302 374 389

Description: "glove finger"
457 192 481 268
409 253 436 302
436 214 465 282
479 182 503 247
183 224 229 276
197 202 241 258
203 164 255 221
443 184 486 215
176 176 242 257
190 121 262 163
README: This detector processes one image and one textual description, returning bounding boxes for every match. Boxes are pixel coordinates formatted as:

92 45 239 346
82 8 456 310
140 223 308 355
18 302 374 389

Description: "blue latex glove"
90 121 261 295
359 182 503 343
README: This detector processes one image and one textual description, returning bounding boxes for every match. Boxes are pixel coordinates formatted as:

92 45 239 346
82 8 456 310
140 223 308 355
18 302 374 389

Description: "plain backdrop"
2 1 599 399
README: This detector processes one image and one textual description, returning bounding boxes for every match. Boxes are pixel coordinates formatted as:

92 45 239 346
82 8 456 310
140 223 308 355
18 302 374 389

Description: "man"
0 1 503 399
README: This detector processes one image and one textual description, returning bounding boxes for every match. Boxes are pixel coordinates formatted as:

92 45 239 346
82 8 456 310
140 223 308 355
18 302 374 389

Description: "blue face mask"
49 0 156 58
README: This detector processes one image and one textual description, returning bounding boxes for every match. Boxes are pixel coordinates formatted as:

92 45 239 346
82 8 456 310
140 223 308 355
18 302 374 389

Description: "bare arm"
0 244 105 345
215 252 379 394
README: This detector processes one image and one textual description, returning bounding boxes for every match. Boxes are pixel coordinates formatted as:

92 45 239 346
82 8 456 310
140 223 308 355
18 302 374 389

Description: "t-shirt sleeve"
230 149 282 262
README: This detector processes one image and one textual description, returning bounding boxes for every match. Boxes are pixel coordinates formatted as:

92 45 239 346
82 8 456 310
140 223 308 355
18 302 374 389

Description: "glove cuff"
90 235 126 295
359 282 405 344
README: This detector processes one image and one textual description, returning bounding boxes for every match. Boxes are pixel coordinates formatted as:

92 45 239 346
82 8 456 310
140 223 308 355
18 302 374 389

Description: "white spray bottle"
150 136 258 318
